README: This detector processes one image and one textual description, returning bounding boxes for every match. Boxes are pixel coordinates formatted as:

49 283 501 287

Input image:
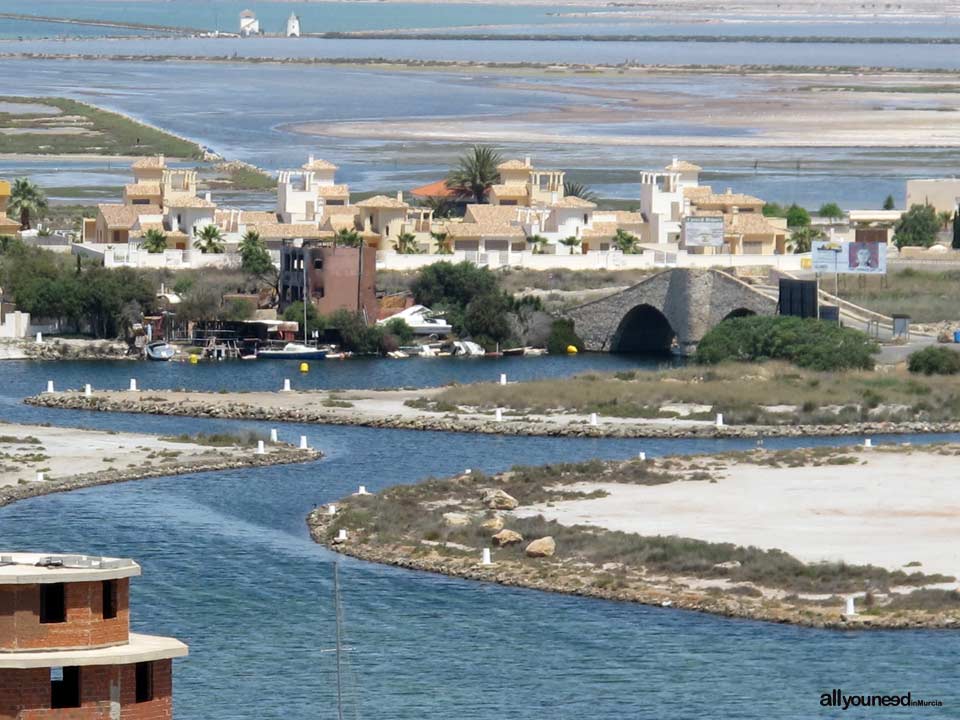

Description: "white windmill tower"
286 12 301 37
239 9 260 36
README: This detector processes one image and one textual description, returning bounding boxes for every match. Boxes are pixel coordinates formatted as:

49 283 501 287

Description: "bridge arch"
722 308 757 322
610 304 676 353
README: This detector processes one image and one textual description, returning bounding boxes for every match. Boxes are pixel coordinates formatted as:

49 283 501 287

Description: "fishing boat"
144 341 175 361
257 343 328 360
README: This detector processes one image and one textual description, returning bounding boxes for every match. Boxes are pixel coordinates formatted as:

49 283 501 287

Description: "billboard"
812 240 887 274
683 216 725 247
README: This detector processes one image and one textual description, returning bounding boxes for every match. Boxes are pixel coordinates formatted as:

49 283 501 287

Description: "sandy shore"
0 422 320 507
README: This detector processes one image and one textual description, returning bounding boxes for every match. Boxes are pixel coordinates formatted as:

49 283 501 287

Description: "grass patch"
836 268 960 324
160 431 265 448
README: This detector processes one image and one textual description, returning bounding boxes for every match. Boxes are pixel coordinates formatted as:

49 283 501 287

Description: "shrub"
695 316 878 371
907 346 960 375
546 318 583 354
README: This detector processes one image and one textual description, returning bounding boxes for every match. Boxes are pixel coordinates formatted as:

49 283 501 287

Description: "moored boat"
144 341 175 361
257 343 328 360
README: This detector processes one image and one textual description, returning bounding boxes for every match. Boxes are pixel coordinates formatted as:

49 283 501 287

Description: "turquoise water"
0 360 958 719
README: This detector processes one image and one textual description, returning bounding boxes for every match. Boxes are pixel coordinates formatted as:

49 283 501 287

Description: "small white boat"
387 350 409 359
145 341 175 361
257 343 328 360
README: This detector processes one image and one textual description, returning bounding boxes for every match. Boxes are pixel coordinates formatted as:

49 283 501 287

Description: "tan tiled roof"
98 204 162 229
444 221 525 239
490 184 527 196
665 160 702 172
322 214 359 232
683 186 713 200
239 211 280 224
582 222 620 239
464 204 523 225
124 183 161 196
355 195 408 209
725 213 786 236
164 195 216 209
610 210 645 225
131 156 165 170
247 223 333 240
317 184 350 198
552 196 596 209
302 158 338 171
693 191 764 208
497 159 529 171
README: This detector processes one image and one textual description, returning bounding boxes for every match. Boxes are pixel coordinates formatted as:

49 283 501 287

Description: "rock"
713 560 741 570
492 529 523 547
481 488 519 510
442 512 471 527
480 515 504 531
525 536 556 558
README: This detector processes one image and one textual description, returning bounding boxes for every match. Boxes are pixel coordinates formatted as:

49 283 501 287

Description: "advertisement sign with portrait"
812 240 887 274
682 216 725 247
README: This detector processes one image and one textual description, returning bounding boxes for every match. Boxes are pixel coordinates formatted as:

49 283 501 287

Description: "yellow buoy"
189 354 199 364
566 345 579 354
299 362 309 373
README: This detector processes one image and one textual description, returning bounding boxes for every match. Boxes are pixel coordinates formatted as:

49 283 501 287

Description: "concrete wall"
906 179 960 215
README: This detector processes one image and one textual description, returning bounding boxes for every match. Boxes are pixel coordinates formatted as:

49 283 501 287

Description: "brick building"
278 243 377 323
0 552 187 719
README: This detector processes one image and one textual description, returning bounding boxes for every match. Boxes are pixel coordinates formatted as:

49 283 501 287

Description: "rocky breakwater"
26 390 960 440
5 338 133 361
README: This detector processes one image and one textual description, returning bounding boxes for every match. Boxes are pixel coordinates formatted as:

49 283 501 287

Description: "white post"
845 596 856 615
464 468 472 475
299 435 308 450
35 471 44 482
864 438 872 448
328 504 337 515
256 440 265 455
590 412 598 426
84 384 92 398
270 428 278 443
129 378 138 392
358 485 368 495
337 529 348 541
495 408 503 422
45 380 54 394
482 548 492 565
715 413 724 427
499 373 507 385
638 451 646 461
282 378 292 392
35 331 42 344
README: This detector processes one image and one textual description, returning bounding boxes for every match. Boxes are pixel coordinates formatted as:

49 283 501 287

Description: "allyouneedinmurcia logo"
820 689 943 710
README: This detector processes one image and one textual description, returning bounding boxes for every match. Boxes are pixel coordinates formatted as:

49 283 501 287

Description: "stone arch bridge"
565 268 777 355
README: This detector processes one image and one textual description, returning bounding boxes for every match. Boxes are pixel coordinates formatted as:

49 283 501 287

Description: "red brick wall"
0 580 129 651
0 660 172 720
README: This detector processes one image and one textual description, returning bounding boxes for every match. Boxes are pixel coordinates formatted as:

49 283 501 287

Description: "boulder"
492 529 523 547
525 536 556 558
480 515 504 531
481 488 519 510
442 512 471 527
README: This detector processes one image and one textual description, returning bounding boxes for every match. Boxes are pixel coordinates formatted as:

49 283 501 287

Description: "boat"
502 347 525 357
144 341 175 361
387 350 409 359
524 347 547 357
257 343 328 360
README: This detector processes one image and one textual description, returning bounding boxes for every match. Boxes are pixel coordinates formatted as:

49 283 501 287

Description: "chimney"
672 156 678 167
308 154 314 165
524 156 531 168
205 192 212 203
396 191 403 202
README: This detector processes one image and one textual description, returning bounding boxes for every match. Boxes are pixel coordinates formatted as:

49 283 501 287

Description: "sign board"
812 240 887 275
683 216 725 247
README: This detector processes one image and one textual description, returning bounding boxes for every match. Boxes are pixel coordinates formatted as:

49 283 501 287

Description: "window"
51 667 81 708
135 662 154 703
39 583 66 624
583 214 589 224
313 258 323 270
102 580 117 620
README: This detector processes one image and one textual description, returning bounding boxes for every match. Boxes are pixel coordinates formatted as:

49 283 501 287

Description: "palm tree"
334 228 362 248
431 230 452 255
446 145 502 204
526 234 549 254
788 226 824 254
141 228 168 253
421 196 455 219
938 210 953 231
393 232 421 254
563 180 597 203
193 224 225 254
9 178 48 230
559 236 581 253
613 228 639 254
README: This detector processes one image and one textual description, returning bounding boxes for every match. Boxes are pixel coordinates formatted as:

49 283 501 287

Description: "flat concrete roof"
0 633 188 669
0 553 141 585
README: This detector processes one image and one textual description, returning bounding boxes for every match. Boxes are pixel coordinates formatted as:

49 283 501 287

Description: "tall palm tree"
431 230 452 255
613 228 639 254
9 178 48 230
789 226 824 254
559 236 582 252
421 196 455 219
141 228 168 253
563 180 597 203
446 145 502 204
193 224 225 254
938 210 953 231
526 234 549 254
393 232 421 254
334 228 362 248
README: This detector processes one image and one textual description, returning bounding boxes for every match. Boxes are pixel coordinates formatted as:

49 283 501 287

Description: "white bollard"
464 468 472 475
328 504 337 516
35 332 42 344
337 529 348 542
715 413 724 427
499 373 507 386
845 596 856 615
358 485 368 495
299 435 308 450
129 378 138 392
256 440 265 455
45 380 54 394
84 384 92 398
864 438 872 448
590 412 598 426
482 548 492 565
495 408 503 422
270 428 278 443
35 471 44 482
282 378 292 392
638 451 646 461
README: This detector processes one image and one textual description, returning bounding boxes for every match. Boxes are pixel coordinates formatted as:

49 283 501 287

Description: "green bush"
907 346 960 375
546 319 583 354
695 316 878 371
